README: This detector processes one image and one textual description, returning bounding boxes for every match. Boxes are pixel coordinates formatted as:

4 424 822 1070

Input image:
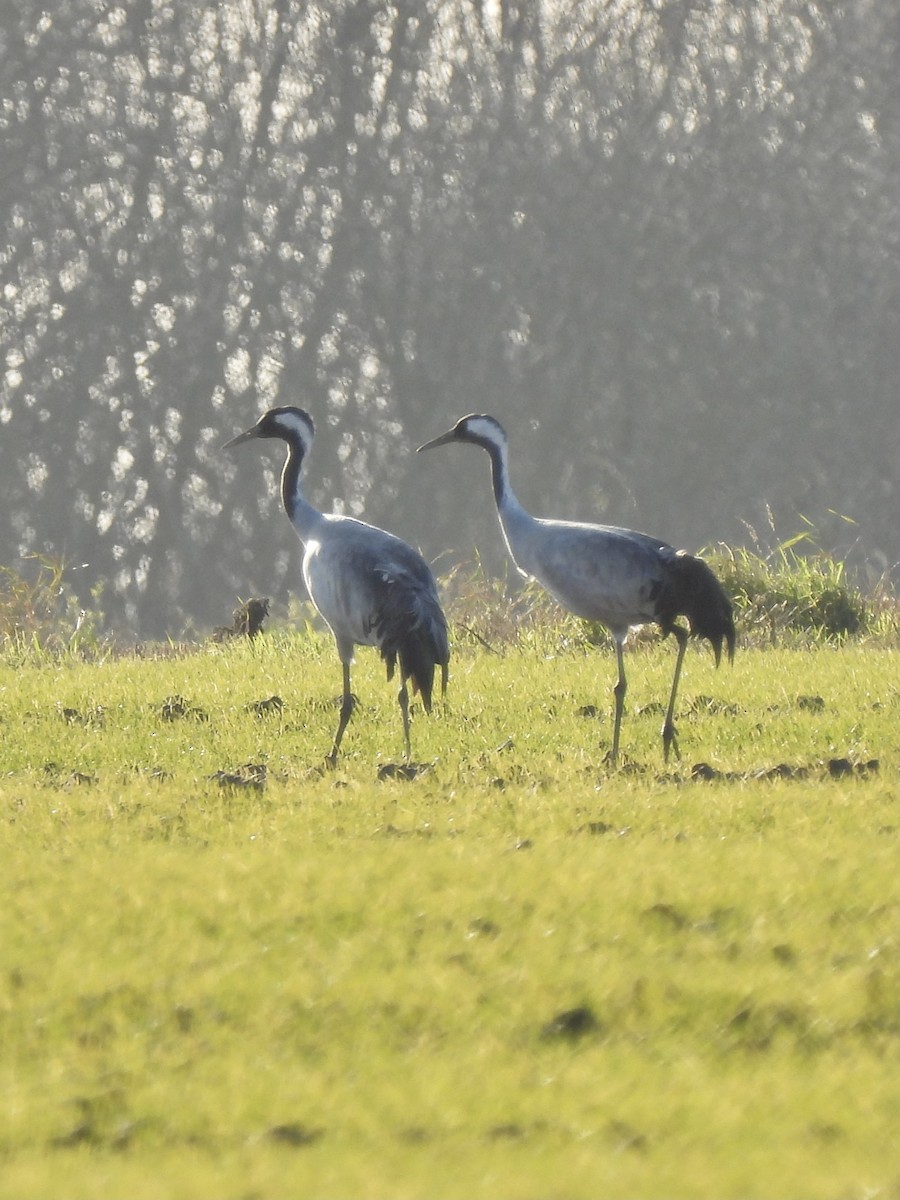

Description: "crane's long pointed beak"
416 429 457 453
222 427 260 450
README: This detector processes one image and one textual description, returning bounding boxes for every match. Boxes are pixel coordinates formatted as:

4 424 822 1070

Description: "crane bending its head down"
224 406 449 764
418 413 734 764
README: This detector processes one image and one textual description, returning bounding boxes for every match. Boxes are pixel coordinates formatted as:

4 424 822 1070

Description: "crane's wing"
304 519 449 705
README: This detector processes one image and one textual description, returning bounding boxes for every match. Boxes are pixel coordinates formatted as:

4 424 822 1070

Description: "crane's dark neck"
481 437 540 568
280 437 323 541
483 438 512 509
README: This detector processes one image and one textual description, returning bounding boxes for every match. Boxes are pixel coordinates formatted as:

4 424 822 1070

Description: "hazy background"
2 1 898 637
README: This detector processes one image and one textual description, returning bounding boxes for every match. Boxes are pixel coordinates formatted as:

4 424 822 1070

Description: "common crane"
224 407 449 764
418 414 734 764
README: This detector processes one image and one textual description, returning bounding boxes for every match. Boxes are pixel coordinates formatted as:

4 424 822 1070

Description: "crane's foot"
601 747 643 772
324 751 340 769
662 721 681 763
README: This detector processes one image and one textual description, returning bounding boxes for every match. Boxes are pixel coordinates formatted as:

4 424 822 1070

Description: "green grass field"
1 627 897 1200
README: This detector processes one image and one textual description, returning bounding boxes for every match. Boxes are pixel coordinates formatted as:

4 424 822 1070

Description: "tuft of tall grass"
706 511 898 647
438 557 567 655
0 555 104 657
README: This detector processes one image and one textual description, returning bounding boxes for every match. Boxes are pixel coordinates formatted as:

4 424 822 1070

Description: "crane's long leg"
610 637 627 765
327 662 354 764
398 680 411 762
662 625 689 763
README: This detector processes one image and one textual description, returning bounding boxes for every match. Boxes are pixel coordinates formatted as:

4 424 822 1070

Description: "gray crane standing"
418 414 734 764
224 406 449 764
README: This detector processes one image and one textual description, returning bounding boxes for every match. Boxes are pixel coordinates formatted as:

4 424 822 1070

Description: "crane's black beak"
416 428 458 453
222 425 261 450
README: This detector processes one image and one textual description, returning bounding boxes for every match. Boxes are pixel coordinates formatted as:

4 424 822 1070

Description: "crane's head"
222 406 315 455
417 414 507 455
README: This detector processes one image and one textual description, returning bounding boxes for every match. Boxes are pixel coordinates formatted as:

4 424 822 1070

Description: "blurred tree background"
1 0 897 637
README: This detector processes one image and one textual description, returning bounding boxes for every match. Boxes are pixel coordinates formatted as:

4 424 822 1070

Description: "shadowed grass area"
0 623 897 1199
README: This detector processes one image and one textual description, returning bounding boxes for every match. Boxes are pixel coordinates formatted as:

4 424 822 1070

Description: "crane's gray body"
499 507 677 637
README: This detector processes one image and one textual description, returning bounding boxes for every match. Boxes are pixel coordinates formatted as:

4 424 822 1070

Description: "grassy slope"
0 633 897 1200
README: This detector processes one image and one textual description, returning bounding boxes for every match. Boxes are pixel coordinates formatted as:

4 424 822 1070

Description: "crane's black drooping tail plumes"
656 551 736 665
374 575 450 713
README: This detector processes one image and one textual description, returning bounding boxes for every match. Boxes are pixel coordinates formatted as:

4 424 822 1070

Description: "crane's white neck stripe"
464 415 508 448
273 409 314 447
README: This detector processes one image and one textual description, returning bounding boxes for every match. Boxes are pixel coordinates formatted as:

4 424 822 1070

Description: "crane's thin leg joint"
327 662 354 765
662 625 688 763
398 680 411 762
